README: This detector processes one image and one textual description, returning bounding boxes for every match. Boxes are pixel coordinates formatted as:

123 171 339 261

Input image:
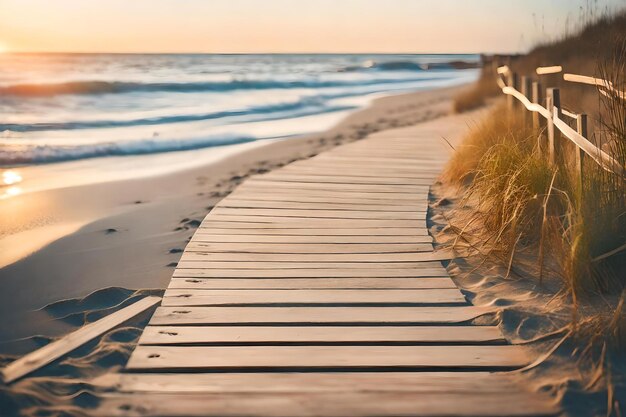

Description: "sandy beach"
0 85 463 349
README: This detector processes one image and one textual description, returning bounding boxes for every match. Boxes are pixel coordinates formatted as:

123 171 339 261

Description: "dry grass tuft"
444 103 525 185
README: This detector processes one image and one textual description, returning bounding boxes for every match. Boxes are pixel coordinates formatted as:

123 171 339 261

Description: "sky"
0 0 623 54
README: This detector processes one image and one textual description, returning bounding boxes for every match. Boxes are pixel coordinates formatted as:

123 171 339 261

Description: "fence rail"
495 65 625 179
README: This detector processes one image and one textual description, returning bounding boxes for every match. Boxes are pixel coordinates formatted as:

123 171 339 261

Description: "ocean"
0 53 479 166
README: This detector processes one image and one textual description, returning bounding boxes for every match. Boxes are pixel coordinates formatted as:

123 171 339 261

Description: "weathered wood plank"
278 169 441 179
239 180 428 193
150 306 493 325
1 296 161 384
185 242 434 254
179 251 454 263
314 155 446 165
167 277 457 290
173 268 450 278
161 289 467 306
218 195 428 206
175 261 448 269
138 326 504 345
92 371 520 393
210 207 426 220
216 199 427 211
286 162 441 172
229 190 427 201
190 234 433 244
195 227 430 236
204 213 428 223
95 391 558 417
283 162 441 171
254 174 434 186
126 345 530 370
200 218 428 228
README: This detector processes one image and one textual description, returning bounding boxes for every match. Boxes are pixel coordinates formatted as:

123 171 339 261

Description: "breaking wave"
0 133 260 164
0 75 444 98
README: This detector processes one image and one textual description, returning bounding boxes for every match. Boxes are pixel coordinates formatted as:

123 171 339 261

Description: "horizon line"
0 50 518 56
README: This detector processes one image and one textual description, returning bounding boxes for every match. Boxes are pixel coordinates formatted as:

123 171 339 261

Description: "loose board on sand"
2 296 161 384
102 122 557 416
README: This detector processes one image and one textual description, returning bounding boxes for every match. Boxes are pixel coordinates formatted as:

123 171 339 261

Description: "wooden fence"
494 64 625 185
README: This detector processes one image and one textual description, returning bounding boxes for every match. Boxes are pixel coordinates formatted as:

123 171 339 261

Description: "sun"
0 42 8 53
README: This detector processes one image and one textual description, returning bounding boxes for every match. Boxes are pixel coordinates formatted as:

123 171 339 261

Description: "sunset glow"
2 171 23 186
0 0 623 53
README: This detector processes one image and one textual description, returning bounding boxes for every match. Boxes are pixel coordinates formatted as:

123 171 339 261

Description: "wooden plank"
229 190 426 201
0 296 161 384
324 155 443 161
190 234 433 244
285 161 440 170
239 180 427 193
278 168 441 179
185 242 434 254
288 161 442 171
201 218 428 228
210 208 426 220
314 155 446 165
195 227 430 236
167 277 458 290
150 306 493 325
217 195 428 206
179 251 454 263
138 326 504 345
173 268 450 278
230 191 429 203
126 345 530 370
216 199 427 211
254 174 433 186
92 371 521 393
161 289 467 306
175 261 448 269
94 391 558 417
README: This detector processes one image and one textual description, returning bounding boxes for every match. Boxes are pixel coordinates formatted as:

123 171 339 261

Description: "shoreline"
0 84 466 347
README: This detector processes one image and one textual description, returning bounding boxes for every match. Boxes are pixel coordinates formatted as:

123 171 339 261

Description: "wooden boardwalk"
94 121 558 416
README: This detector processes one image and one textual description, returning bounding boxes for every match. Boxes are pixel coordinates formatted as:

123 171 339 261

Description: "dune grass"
444 40 626 302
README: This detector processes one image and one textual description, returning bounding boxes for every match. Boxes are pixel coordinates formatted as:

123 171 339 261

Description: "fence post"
521 76 532 125
546 88 561 165
507 72 519 112
532 81 542 131
575 113 588 201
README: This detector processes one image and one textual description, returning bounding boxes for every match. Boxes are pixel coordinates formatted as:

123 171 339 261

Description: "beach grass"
444 36 626 302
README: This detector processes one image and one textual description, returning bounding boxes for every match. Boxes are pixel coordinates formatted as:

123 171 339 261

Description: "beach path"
94 115 558 416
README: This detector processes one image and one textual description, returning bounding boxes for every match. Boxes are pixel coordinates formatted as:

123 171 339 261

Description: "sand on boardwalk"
0 85 463 347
